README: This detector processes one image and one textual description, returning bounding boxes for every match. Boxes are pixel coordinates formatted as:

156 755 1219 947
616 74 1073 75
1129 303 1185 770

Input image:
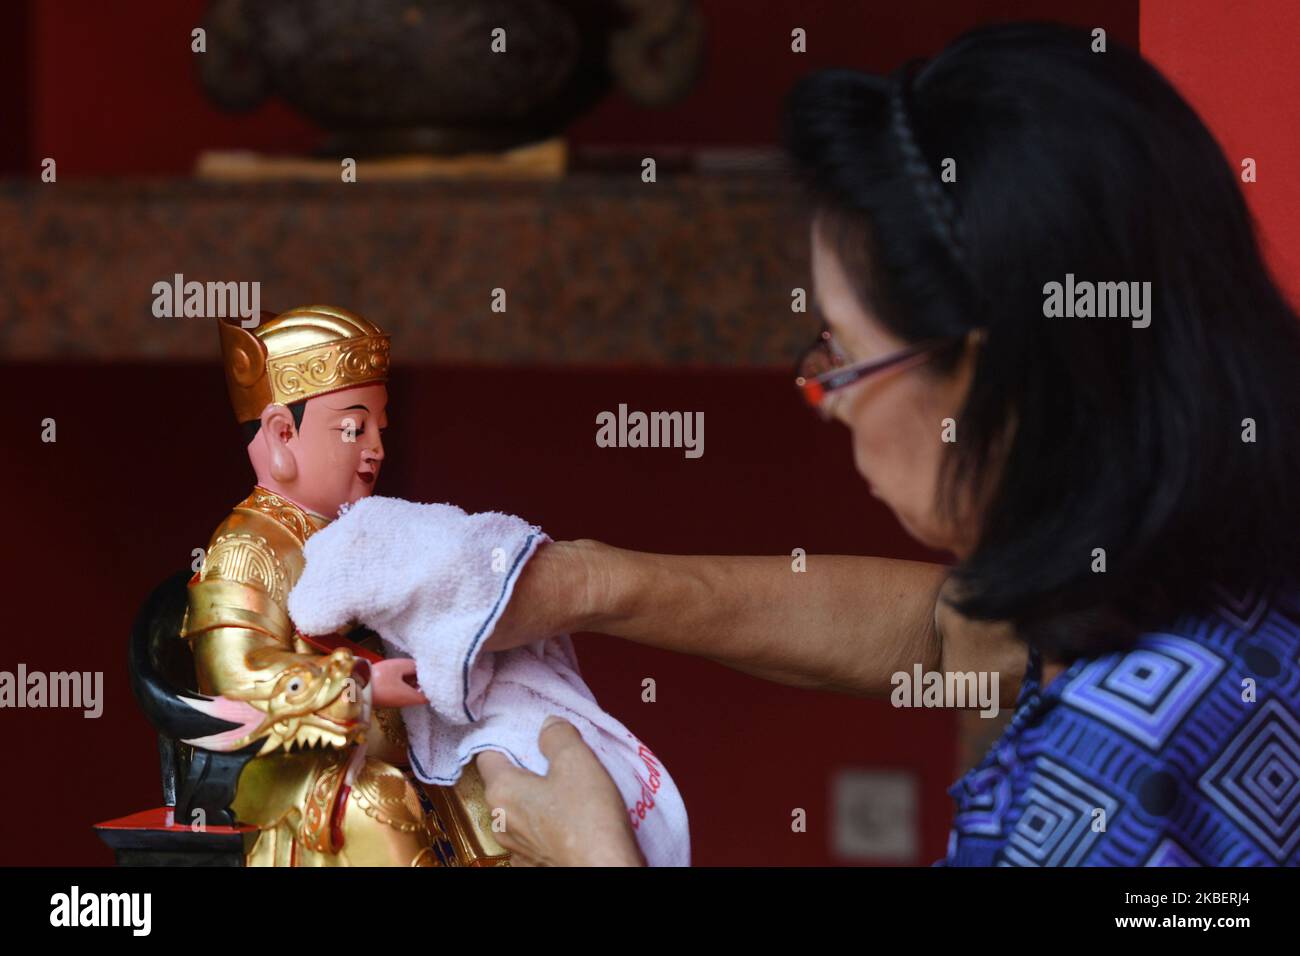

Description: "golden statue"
180 305 508 866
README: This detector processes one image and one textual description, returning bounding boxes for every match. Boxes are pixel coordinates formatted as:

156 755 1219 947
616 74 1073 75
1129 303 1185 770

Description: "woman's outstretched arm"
488 539 1026 705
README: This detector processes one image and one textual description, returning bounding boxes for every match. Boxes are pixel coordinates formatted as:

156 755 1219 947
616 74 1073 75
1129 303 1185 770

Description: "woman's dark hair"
784 22 1300 658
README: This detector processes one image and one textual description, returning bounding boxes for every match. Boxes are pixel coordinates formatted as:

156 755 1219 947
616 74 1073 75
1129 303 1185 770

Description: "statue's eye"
287 678 304 694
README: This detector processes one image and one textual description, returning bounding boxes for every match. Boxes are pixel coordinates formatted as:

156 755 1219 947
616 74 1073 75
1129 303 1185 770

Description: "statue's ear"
260 404 298 483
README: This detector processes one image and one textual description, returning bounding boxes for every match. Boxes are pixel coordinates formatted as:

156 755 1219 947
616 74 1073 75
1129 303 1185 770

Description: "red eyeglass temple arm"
798 378 825 407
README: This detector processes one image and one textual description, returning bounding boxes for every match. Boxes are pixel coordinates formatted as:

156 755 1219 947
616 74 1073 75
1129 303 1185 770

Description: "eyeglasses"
794 327 968 417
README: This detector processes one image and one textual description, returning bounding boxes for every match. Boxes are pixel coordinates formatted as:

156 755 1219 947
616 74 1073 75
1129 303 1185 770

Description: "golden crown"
218 305 391 423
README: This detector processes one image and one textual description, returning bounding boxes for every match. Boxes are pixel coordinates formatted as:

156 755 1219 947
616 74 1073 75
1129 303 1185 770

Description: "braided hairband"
888 61 973 284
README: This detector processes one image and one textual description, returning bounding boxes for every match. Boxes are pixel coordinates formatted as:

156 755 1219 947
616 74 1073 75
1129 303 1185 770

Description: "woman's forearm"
498 539 988 697
588 544 951 695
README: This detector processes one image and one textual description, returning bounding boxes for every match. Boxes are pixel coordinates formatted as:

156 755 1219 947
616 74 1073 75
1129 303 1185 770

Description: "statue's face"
285 383 389 517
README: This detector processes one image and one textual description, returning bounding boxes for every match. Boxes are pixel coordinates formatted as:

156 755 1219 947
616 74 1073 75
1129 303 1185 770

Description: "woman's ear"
260 404 298 483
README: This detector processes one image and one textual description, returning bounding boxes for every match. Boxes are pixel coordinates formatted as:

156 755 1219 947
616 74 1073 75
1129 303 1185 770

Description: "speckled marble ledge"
0 175 813 366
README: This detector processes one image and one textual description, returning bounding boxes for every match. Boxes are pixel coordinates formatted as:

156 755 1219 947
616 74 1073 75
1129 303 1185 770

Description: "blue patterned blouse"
941 585 1300 866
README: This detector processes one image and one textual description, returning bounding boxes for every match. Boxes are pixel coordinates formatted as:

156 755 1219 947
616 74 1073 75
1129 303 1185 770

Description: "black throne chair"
94 571 259 866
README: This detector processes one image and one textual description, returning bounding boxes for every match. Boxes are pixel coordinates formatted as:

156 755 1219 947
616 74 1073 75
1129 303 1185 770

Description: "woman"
475 23 1300 866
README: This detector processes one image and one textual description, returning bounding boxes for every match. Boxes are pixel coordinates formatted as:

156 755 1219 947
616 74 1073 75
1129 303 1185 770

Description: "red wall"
1140 0 1300 303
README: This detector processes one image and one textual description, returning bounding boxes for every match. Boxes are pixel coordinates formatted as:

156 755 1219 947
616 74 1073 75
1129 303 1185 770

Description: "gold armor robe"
183 486 508 866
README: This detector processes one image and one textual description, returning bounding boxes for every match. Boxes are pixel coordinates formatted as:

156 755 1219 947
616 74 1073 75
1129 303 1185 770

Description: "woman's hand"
476 716 645 867
370 657 428 707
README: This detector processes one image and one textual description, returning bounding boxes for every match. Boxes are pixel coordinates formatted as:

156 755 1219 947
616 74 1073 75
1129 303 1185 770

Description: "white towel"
286 496 690 867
